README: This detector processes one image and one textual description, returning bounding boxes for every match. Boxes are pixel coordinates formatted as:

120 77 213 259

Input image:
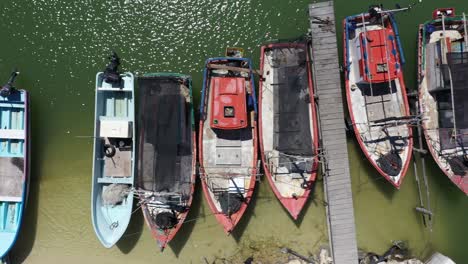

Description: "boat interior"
201 59 256 216
0 90 26 251
95 73 134 187
138 75 193 229
261 45 316 197
92 73 134 246
346 13 411 180
422 19 468 177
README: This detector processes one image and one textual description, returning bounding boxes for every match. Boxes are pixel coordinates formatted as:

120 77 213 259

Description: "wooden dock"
309 1 359 263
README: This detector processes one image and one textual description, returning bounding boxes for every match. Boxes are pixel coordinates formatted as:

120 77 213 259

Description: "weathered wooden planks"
309 1 359 264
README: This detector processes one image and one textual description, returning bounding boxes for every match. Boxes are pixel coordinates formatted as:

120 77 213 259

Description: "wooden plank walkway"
309 2 359 263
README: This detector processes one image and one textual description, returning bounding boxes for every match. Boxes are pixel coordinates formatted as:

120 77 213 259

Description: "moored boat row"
89 46 320 250
0 4 466 261
89 8 468 251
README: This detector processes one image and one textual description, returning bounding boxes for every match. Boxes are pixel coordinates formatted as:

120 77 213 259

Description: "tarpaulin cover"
137 76 192 193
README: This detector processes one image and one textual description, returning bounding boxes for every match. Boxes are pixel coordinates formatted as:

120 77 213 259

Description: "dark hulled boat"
137 73 196 250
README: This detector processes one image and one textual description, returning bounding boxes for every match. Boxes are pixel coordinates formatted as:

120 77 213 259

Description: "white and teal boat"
0 71 30 259
91 54 135 248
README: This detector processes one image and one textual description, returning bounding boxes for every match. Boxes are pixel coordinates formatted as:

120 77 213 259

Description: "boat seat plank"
97 87 132 92
0 196 22 202
0 129 25 140
0 103 25 109
97 177 133 184
99 116 132 122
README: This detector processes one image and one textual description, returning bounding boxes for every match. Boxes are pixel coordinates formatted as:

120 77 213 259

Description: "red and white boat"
199 56 258 233
259 42 319 219
344 8 413 188
417 8 468 194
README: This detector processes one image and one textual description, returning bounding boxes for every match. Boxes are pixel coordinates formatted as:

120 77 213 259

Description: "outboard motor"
368 5 384 24
102 52 122 84
0 70 19 98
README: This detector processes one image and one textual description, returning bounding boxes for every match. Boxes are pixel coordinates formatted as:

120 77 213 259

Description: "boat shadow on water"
9 101 42 264
293 177 320 227
349 138 397 201
168 177 203 257
231 178 260 243
116 200 144 254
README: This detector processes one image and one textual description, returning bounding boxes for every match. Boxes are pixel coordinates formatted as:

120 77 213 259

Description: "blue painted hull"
91 72 135 248
0 89 30 258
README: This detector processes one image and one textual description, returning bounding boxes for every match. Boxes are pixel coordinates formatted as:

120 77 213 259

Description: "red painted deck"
360 28 398 83
210 77 248 130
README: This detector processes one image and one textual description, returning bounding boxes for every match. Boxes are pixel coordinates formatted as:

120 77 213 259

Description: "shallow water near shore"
0 0 466 263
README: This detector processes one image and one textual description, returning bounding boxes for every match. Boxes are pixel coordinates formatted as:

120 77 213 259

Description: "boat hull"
343 13 413 188
0 89 30 258
91 72 135 248
137 73 196 250
258 42 319 219
199 57 258 233
417 15 468 195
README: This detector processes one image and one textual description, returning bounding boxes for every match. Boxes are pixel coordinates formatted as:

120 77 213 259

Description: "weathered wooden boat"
259 42 319 219
418 8 468 194
199 56 258 233
344 7 413 188
137 73 196 250
0 71 30 258
91 53 135 248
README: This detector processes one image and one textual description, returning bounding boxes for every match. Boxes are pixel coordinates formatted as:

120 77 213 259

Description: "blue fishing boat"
0 71 30 258
91 53 135 248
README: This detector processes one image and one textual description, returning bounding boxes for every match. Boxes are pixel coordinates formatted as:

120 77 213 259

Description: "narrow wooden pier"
309 1 359 263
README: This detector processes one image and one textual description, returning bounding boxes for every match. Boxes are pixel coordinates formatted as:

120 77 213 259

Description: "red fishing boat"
418 8 468 194
258 42 319 219
137 73 196 250
199 55 258 233
344 7 413 188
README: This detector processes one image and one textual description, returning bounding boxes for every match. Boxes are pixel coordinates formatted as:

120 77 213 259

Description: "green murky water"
0 0 466 263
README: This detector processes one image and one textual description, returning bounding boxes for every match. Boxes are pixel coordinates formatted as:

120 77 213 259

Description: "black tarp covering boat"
137 73 196 250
